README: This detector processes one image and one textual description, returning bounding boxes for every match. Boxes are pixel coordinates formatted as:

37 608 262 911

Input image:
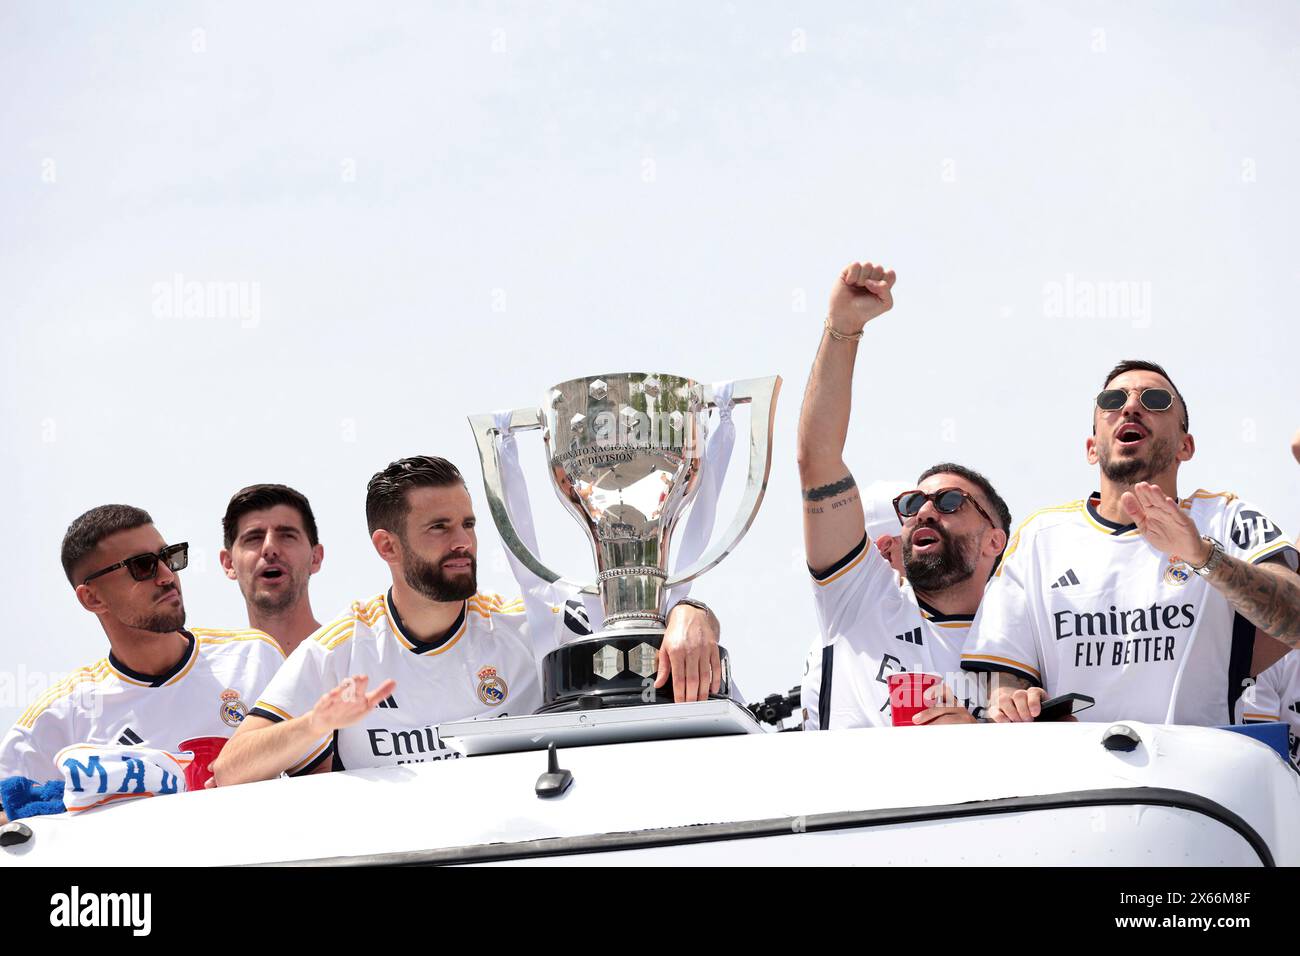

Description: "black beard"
126 594 186 633
1098 432 1178 485
403 550 477 602
903 528 978 591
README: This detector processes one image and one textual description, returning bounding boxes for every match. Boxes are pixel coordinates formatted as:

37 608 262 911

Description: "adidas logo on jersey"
895 627 923 646
1050 569 1081 589
376 694 399 709
118 727 143 746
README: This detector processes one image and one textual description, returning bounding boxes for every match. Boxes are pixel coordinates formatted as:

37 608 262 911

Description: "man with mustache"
0 505 284 810
213 455 722 781
798 261 1012 729
220 484 325 656
964 361 1300 725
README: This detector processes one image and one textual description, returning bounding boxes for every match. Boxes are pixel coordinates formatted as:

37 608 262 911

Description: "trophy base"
538 629 731 714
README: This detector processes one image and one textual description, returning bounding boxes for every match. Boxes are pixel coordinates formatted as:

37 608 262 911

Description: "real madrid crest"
219 688 248 727
1164 559 1191 587
476 665 508 706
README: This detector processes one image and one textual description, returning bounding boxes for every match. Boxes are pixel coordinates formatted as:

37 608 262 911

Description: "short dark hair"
916 462 1012 535
222 484 319 550
365 456 465 535
61 504 154 586
1101 359 1188 432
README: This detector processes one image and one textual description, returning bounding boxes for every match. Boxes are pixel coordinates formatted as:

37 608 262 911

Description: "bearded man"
213 456 722 781
797 260 1012 729
963 360 1300 725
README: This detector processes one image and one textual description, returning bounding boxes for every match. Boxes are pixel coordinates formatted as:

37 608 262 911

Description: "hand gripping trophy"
470 373 780 712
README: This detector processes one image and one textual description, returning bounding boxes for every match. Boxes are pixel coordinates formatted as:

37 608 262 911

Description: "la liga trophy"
469 373 780 713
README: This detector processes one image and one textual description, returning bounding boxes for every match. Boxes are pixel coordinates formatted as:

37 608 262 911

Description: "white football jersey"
0 628 284 784
962 490 1298 726
805 536 986 730
1235 652 1300 772
250 591 542 772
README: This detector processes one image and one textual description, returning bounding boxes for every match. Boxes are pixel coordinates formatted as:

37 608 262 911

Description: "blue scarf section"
0 777 66 820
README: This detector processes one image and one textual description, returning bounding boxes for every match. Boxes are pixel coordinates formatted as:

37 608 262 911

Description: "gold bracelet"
824 317 864 342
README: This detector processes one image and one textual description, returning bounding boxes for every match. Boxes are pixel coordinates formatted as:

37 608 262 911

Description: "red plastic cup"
178 736 228 790
888 672 940 727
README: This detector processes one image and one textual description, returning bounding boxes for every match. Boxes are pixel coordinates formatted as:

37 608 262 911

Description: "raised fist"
828 261 897 335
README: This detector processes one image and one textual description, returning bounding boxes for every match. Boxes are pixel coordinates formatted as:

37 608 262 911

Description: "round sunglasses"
1095 387 1172 413
892 489 995 529
82 542 189 585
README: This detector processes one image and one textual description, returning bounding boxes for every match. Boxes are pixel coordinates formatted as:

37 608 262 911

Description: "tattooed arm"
796 261 896 573
1203 556 1300 644
1121 482 1300 643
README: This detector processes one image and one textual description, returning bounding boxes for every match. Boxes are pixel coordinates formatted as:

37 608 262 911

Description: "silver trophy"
469 372 781 711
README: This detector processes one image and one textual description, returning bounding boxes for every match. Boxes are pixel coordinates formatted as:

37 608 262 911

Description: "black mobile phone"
1034 692 1096 722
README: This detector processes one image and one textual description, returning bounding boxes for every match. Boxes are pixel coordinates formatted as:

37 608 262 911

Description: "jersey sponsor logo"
117 727 143 746
365 724 463 763
1050 569 1081 589
894 627 923 646
218 688 248 728
376 694 399 709
476 665 509 706
1231 510 1281 551
1163 561 1191 587
873 653 903 685
1053 601 1194 668
1053 602 1195 640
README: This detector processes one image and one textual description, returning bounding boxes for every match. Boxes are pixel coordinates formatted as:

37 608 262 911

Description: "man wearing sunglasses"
963 360 1300 726
0 505 285 799
798 261 1012 729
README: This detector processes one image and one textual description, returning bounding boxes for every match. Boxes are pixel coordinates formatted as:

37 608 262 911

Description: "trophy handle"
663 374 782 590
468 409 600 595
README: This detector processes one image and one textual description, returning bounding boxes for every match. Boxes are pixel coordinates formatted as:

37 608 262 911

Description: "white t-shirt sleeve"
0 713 66 783
962 531 1044 686
248 634 341 773
1236 666 1283 723
808 535 901 642
1219 497 1299 569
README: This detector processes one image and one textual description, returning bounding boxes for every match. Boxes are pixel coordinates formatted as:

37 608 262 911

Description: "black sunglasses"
892 489 995 529
82 543 189 585
1095 387 1173 413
